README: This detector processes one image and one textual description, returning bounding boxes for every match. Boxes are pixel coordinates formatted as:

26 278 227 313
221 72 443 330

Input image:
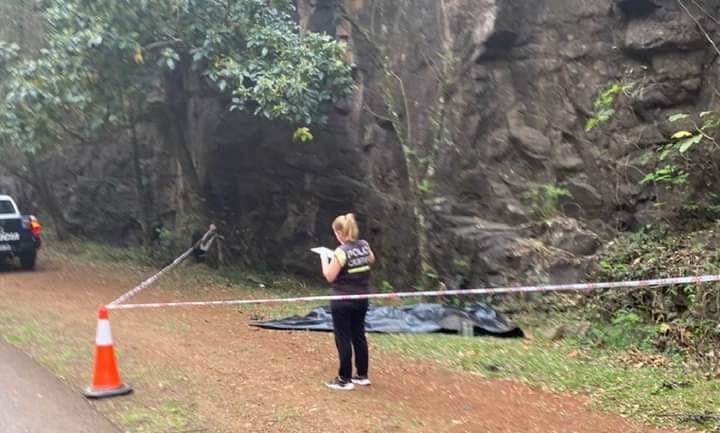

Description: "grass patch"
118 399 199 433
47 236 151 266
372 332 719 431
153 319 193 336
0 311 86 380
124 364 194 389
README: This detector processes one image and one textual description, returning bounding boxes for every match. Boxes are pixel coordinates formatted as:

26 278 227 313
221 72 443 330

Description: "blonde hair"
332 213 359 242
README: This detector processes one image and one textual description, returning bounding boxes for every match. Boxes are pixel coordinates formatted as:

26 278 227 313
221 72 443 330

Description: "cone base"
83 383 132 399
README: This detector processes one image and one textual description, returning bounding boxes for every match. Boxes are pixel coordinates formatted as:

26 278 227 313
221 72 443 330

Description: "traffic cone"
84 305 132 398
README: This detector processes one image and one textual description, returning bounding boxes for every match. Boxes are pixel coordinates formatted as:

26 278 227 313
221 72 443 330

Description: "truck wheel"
20 250 36 270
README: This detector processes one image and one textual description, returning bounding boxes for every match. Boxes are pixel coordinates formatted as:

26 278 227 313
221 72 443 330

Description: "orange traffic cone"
84 305 132 398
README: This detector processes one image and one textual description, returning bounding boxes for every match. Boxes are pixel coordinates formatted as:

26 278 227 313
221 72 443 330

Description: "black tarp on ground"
252 303 524 338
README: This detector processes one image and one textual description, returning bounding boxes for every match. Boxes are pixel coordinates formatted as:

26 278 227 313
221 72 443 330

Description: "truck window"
0 200 16 214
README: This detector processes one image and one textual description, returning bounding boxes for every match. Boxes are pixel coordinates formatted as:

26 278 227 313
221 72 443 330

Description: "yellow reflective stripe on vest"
347 265 370 274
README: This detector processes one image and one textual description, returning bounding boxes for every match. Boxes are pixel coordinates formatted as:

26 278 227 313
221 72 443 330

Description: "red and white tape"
106 274 720 311
108 227 216 306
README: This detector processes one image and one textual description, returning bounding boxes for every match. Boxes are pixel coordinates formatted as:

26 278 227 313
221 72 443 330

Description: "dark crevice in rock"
375 117 396 133
476 30 518 63
617 0 660 19
622 48 655 65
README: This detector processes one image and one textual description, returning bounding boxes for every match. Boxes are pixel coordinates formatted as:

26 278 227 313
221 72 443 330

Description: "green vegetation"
523 184 572 220
118 400 199 433
0 310 87 381
55 237 151 266
589 226 720 370
585 81 634 132
372 331 719 431
0 0 352 243
0 0 351 141
639 111 720 190
587 86 720 223
583 70 720 399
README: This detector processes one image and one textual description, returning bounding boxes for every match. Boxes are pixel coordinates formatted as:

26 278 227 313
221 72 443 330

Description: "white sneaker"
351 375 371 386
326 377 355 390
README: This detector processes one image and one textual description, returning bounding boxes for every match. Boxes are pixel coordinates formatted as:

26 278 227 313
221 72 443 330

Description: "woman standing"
320 213 375 390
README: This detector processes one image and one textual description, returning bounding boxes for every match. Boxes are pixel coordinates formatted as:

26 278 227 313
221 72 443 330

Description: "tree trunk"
130 122 155 249
162 64 209 246
28 158 71 240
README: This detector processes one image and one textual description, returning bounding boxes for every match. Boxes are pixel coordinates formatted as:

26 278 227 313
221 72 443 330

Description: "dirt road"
0 258 687 433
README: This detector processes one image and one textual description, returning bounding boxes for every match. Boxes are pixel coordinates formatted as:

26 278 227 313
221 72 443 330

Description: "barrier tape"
105 274 720 311
108 227 217 306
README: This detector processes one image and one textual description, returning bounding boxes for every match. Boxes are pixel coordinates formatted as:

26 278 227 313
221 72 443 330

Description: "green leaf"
668 113 689 122
678 134 703 153
603 83 621 96
659 147 672 161
292 127 313 142
418 178 433 194
596 108 615 122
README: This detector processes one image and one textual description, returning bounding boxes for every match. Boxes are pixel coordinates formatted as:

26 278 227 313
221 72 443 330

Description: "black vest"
333 240 372 295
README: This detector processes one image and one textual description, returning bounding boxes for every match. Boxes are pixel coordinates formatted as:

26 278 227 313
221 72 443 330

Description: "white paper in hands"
311 246 335 258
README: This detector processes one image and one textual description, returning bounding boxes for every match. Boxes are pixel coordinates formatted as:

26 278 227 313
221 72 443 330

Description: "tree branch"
676 0 720 58
688 0 720 26
389 70 412 148
53 118 89 144
142 38 186 53
362 103 394 123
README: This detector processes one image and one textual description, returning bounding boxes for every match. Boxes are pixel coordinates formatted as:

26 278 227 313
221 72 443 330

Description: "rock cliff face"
3 0 719 288
288 0 719 287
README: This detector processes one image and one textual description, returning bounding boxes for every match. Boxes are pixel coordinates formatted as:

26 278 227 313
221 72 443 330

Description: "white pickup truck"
0 194 41 270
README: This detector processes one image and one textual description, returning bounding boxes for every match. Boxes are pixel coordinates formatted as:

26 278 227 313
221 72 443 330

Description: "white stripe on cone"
95 319 113 346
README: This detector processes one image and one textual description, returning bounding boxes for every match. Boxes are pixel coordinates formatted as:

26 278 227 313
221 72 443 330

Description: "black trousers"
330 299 369 380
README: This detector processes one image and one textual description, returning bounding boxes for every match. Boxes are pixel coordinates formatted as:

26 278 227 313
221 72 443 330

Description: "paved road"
0 339 121 433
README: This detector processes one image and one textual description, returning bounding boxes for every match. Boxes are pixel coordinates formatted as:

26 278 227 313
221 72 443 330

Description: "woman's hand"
321 253 342 283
